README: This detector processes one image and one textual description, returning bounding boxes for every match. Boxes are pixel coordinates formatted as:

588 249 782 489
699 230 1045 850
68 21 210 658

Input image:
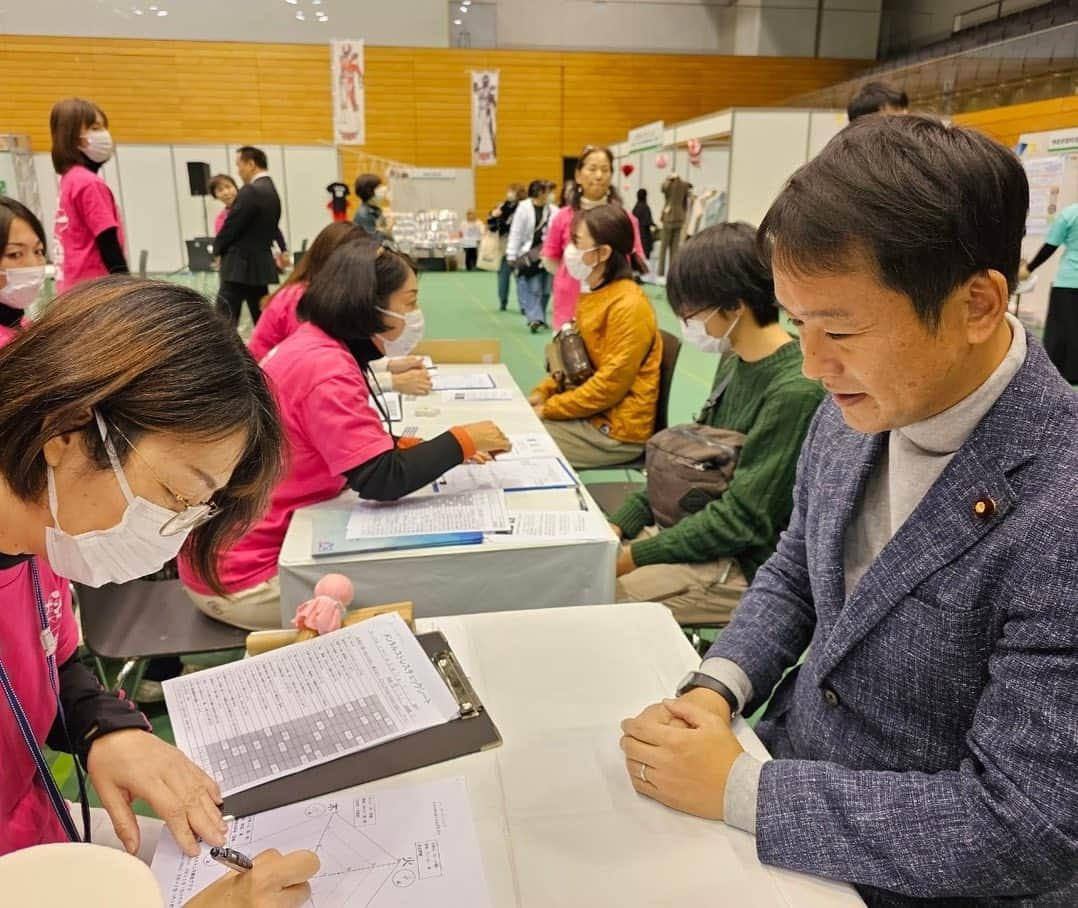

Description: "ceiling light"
460 4 467 11
285 0 297 4
157 9 167 15
296 10 305 19
133 8 143 14
453 18 461 24
312 0 322 5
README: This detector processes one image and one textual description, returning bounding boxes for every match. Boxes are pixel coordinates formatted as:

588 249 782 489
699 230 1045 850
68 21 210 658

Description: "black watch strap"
679 671 739 715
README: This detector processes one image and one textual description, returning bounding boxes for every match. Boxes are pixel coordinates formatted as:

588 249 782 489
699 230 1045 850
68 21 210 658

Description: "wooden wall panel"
0 35 865 212
954 96 1078 149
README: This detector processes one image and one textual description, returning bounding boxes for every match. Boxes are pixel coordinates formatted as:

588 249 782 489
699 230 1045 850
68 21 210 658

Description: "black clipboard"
221 632 502 818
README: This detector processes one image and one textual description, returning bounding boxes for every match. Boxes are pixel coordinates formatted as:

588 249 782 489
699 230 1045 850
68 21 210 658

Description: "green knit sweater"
611 340 825 581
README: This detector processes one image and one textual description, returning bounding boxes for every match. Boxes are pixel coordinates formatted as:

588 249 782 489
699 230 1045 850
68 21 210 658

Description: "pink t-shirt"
542 205 645 331
0 324 16 348
180 323 394 596
214 207 229 236
248 282 307 363
0 558 77 855
54 165 125 294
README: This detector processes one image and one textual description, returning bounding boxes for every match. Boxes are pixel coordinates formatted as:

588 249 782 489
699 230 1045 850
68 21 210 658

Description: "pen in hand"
210 846 254 874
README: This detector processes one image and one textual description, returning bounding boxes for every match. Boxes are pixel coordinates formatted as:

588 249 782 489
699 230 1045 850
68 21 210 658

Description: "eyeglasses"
106 421 221 537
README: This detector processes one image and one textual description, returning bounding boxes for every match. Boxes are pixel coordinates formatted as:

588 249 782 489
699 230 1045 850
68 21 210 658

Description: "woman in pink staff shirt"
0 199 48 348
0 276 320 905
179 240 510 631
542 145 646 331
49 98 127 293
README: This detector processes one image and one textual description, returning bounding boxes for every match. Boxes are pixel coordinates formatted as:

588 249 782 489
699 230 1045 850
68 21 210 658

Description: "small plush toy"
292 573 355 639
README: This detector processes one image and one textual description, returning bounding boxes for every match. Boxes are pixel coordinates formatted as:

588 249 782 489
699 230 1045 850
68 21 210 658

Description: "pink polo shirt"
0 558 77 855
0 324 16 348
248 282 307 363
542 205 645 331
54 165 125 294
214 207 229 236
180 323 394 596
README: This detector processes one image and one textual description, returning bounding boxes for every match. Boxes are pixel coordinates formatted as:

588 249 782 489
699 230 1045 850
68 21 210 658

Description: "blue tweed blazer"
709 334 1078 907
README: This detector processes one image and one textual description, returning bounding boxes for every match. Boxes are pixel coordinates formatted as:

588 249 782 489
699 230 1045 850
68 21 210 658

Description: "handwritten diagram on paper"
152 777 492 908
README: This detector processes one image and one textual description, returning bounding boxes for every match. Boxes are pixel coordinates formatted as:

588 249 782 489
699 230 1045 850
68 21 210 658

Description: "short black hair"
527 179 547 199
208 174 237 198
354 173 382 202
667 222 777 326
0 196 48 257
237 146 268 170
298 239 416 342
847 81 909 121
759 115 1028 330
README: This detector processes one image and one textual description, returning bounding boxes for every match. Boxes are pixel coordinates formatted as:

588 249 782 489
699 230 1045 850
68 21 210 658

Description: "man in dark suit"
214 145 282 327
620 116 1078 905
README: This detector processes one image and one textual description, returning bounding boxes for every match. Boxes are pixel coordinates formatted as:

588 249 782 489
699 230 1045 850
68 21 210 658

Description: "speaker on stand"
182 162 216 288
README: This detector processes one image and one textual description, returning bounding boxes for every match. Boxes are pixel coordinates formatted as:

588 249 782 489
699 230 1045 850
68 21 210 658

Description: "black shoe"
529 321 541 334
499 304 508 311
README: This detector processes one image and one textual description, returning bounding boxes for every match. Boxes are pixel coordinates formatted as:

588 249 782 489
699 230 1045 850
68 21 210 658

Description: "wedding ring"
639 762 649 784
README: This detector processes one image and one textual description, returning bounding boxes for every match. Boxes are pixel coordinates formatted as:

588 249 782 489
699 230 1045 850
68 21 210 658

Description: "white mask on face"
82 129 114 164
45 412 192 587
0 266 46 310
374 186 389 203
680 309 741 355
377 308 425 357
563 244 599 282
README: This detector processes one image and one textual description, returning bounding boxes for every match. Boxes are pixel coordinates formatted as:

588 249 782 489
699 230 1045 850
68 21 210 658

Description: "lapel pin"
973 497 997 519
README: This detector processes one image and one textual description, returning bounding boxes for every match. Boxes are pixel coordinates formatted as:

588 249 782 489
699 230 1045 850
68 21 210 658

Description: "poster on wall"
331 39 365 144
471 71 499 167
1024 155 1065 236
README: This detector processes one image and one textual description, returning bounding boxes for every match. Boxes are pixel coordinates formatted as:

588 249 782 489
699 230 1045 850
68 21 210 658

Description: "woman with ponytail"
542 145 646 330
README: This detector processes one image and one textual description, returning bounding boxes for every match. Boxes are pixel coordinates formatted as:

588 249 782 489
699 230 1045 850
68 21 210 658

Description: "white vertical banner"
332 39 365 144
471 71 499 167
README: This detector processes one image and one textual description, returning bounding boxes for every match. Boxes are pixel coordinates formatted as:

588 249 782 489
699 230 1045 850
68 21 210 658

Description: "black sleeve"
274 228 288 253
1027 243 1059 273
213 187 256 257
46 656 151 762
94 227 129 274
343 431 464 501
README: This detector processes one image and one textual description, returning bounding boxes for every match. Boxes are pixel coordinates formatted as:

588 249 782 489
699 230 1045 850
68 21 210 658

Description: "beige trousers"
543 418 644 469
67 804 162 865
185 575 282 631
616 527 747 625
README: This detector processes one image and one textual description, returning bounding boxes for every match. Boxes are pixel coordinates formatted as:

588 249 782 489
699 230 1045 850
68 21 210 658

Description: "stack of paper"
418 457 576 495
345 488 510 539
431 373 495 391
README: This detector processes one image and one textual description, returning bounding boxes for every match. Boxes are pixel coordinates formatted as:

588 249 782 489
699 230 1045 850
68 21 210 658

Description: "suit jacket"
711 334 1078 906
214 175 282 286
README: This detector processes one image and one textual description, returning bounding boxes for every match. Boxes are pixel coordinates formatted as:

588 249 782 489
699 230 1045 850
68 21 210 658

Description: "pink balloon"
314 573 355 607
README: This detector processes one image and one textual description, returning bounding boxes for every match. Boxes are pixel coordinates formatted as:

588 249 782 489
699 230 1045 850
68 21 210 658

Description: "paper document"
345 488 510 539
498 433 562 460
440 389 513 402
422 457 575 494
431 372 495 391
369 391 403 423
163 613 459 797
485 510 612 543
152 777 492 908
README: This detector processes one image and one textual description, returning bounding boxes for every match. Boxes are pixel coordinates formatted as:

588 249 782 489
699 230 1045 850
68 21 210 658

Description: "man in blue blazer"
620 115 1078 906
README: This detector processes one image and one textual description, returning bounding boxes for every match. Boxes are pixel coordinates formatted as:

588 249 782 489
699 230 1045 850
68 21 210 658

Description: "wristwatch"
677 671 739 716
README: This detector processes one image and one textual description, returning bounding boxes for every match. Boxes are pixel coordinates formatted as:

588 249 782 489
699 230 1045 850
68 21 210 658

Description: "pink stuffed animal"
292 573 355 638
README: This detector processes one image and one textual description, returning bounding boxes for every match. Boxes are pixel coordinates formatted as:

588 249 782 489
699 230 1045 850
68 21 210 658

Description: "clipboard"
220 631 501 818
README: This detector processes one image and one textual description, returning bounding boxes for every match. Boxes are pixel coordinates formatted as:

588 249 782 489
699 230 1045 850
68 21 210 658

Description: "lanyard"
0 558 87 843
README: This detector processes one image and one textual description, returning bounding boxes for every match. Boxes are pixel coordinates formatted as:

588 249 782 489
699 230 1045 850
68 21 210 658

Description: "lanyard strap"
0 558 87 843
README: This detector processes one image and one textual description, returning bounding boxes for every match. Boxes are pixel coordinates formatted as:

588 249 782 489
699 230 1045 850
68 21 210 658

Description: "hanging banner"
332 39 365 144
471 71 499 167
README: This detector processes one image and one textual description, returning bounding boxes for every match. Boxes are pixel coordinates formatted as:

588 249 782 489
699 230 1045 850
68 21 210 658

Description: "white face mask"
680 309 741 355
82 129 114 164
45 412 192 587
0 266 46 310
377 308 425 358
374 186 389 203
563 244 600 282
547 192 558 206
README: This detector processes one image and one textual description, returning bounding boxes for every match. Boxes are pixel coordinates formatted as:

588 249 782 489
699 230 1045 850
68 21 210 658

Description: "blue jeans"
497 256 512 309
517 271 547 324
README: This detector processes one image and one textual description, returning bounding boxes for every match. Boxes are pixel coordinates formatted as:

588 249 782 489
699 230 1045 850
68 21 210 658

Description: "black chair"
581 329 682 515
75 579 248 696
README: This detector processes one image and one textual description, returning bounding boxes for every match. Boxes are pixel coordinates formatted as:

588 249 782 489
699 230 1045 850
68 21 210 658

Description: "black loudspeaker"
187 161 211 197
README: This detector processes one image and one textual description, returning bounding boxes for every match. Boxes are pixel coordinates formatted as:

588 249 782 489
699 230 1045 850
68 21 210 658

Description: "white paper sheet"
485 511 611 543
369 391 403 423
439 389 513 402
420 458 575 494
497 433 562 460
345 488 510 539
163 614 459 797
151 777 492 908
431 372 495 391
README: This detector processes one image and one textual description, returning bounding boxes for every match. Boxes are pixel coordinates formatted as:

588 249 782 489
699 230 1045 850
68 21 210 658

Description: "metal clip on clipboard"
434 649 482 719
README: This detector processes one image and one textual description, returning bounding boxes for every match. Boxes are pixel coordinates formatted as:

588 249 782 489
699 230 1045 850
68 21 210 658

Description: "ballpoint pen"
210 846 254 874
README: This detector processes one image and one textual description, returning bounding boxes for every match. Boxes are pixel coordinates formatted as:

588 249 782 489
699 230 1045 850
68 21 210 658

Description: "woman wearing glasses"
178 240 510 631
542 145 647 331
0 277 318 904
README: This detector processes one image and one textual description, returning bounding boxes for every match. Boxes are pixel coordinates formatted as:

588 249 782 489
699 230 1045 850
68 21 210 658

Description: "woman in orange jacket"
529 205 661 468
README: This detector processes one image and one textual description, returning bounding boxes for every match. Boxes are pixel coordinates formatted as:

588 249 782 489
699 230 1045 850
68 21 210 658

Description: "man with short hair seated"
620 115 1078 905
